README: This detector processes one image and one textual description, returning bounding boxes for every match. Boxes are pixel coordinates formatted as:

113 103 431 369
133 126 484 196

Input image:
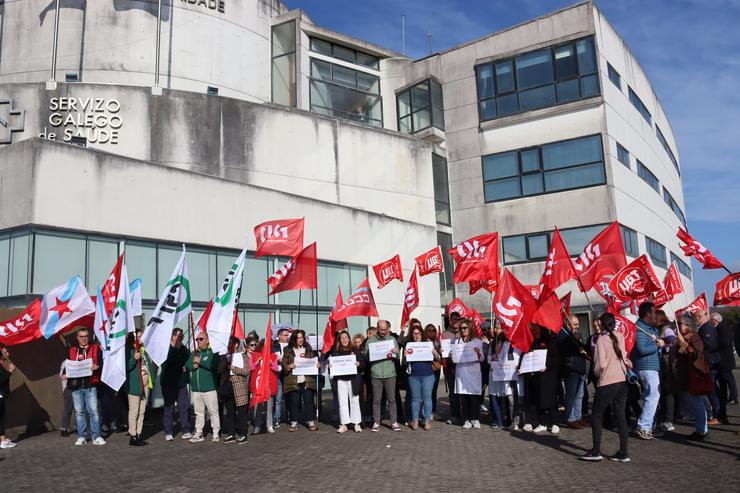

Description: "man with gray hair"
694 310 720 425
711 312 737 421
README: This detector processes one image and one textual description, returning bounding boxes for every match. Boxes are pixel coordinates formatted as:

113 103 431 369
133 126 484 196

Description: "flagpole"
490 291 494 320
314 288 320 427
441 267 450 306
189 312 196 352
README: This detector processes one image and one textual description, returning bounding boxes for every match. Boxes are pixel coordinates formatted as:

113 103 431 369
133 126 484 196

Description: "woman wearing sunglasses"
453 320 483 429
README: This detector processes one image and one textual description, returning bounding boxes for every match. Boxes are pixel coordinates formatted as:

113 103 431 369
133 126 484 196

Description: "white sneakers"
354 424 362 433
0 439 17 449
550 425 560 434
165 434 174 441
472 420 481 429
211 435 220 442
533 425 547 433
267 426 275 434
74 437 86 446
523 424 533 432
92 437 106 445
462 420 473 429
337 424 348 434
189 434 204 443
181 432 193 439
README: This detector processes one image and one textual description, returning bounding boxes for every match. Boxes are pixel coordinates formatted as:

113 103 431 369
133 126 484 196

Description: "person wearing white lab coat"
452 320 483 429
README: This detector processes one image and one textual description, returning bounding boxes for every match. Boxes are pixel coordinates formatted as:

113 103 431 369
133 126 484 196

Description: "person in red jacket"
67 329 105 446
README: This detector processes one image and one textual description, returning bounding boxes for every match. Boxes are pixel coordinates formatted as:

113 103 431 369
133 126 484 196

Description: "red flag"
714 273 740 306
449 232 500 284
608 308 637 353
559 292 571 316
331 278 378 320
608 255 663 302
493 269 538 352
400 270 420 328
267 242 318 295
664 262 684 298
372 254 404 289
0 300 43 346
415 246 444 277
196 300 214 332
231 311 245 340
572 223 627 292
254 218 304 258
524 284 542 301
322 288 348 352
249 315 273 409
532 291 563 334
676 227 724 270
539 228 576 297
447 298 484 336
468 279 497 295
101 254 124 316
675 293 709 318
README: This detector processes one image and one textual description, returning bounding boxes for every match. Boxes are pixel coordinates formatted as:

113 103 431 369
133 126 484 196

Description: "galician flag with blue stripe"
39 276 95 339
101 265 134 391
143 246 192 366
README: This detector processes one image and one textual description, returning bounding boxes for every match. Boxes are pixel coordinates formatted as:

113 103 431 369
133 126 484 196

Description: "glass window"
656 125 680 175
432 154 451 226
670 253 692 278
125 243 157 300
503 236 526 264
87 238 119 292
527 234 549 260
310 59 332 82
242 257 268 304
310 80 347 113
9 235 30 296
157 246 182 296
637 160 660 192
319 265 352 307
646 237 667 268
396 79 444 134
559 225 606 255
347 90 382 122
332 65 357 89
495 60 515 94
310 38 332 56
576 38 597 75
332 44 355 63
357 72 379 93
516 49 553 90
620 225 639 257
0 236 8 297
663 189 687 227
554 44 578 80
33 233 86 294
483 135 605 203
356 52 380 70
616 142 630 168
189 250 216 303
607 63 621 90
477 36 599 122
628 87 652 125
272 22 295 57
271 22 296 107
310 60 381 127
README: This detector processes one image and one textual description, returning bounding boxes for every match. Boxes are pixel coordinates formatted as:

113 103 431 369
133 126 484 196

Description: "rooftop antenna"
427 30 433 55
402 15 406 56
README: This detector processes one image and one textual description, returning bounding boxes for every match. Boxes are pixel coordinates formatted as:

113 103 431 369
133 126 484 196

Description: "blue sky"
286 0 740 304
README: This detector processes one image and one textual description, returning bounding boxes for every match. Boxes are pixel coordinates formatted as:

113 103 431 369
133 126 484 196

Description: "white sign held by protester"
518 349 547 374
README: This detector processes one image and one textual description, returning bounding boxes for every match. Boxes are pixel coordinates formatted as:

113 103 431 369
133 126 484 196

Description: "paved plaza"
2 381 739 493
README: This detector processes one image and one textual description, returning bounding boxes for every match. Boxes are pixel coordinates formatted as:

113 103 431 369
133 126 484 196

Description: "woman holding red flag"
250 338 279 435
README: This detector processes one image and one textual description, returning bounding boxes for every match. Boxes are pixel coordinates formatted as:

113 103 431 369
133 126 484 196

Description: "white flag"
101 265 134 391
130 278 143 317
142 247 192 366
39 276 95 339
93 287 109 350
206 246 246 354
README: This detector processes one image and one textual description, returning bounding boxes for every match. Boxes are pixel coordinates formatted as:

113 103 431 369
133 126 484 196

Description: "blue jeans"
708 367 720 419
408 374 435 423
489 395 503 427
72 387 101 440
683 392 708 434
564 371 586 422
637 370 660 431
273 376 284 425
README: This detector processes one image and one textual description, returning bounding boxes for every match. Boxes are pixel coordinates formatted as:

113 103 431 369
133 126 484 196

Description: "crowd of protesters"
0 302 738 461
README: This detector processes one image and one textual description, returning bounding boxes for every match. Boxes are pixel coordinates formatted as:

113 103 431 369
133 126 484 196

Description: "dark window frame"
663 188 687 227
271 20 297 107
607 63 621 90
628 86 652 125
475 36 600 122
656 124 680 175
482 134 606 204
309 37 380 70
620 225 639 257
636 160 660 193
670 252 692 278
432 153 451 226
501 222 611 266
396 79 445 134
646 236 668 268
616 142 630 168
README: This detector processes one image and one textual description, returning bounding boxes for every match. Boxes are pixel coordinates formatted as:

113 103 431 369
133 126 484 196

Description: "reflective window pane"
527 234 549 260
310 59 332 81
477 65 494 99
480 99 497 120
503 236 526 263
412 109 431 131
557 79 580 102
271 54 295 106
309 37 331 56
398 91 411 117
356 72 379 93
554 44 578 80
189 250 216 302
411 83 430 109
580 74 600 98
560 225 606 254
482 151 518 180
310 80 347 112
544 162 605 192
542 135 602 170
576 38 597 75
356 52 379 70
520 149 540 172
647 237 667 268
518 85 556 111
347 90 381 122
126 243 157 300
399 115 412 133
33 233 86 294
332 44 356 63
484 177 521 201
522 174 544 195
9 235 30 296
431 80 445 130
242 257 268 304
497 94 518 116
516 49 553 90
0 237 8 297
272 21 295 57
331 65 356 89
495 60 515 94
616 143 630 167
87 239 118 292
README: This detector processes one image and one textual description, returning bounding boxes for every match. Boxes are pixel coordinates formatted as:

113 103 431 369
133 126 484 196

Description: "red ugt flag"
559 292 572 316
101 254 124 316
608 309 637 353
249 315 273 409
415 246 444 277
652 262 685 307
573 222 627 292
0 300 43 346
331 279 379 320
267 242 318 296
532 291 563 334
675 293 709 318
468 279 497 295
254 218 304 258
676 227 724 270
493 269 538 352
447 298 484 337
372 254 404 289
323 288 349 352
449 232 500 284
400 270 420 328
714 273 740 306
608 255 663 302
539 228 576 298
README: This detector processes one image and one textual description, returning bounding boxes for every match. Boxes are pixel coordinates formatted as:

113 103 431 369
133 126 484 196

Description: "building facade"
0 1 690 431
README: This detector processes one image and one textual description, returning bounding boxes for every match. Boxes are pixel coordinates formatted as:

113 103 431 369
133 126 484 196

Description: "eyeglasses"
196 338 205 341
460 326 470 330
78 335 89 338
412 332 422 336
248 344 257 348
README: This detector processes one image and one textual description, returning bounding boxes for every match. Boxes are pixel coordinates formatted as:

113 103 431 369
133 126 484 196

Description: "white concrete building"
0 1 691 334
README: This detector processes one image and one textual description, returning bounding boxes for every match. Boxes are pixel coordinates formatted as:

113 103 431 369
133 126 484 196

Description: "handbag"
688 366 714 396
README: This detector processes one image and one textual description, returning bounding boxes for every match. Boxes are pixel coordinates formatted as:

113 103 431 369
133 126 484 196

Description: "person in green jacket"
126 328 154 447
185 331 221 443
364 320 400 432
160 328 192 441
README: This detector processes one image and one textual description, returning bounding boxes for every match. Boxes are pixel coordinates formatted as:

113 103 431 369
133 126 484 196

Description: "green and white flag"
142 246 192 366
206 245 247 354
102 265 134 391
